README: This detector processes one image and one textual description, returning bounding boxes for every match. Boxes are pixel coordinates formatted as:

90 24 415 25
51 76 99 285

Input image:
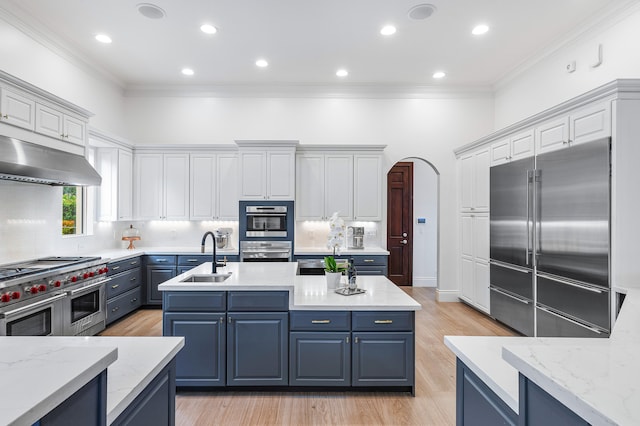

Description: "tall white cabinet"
134 152 189 220
95 147 133 221
190 152 239 220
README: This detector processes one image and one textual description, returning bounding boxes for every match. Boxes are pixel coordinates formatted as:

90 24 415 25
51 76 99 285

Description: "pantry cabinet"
459 213 490 313
134 153 189 220
460 148 490 212
237 145 296 200
190 153 238 220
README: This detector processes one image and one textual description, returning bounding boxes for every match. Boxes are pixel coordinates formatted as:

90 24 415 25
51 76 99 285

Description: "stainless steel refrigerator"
489 137 610 337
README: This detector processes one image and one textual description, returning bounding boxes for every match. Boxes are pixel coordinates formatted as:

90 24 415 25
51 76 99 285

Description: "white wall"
494 4 640 129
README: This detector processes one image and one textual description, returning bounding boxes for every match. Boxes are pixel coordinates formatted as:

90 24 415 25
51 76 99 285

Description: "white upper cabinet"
134 153 189 220
490 129 534 166
237 141 297 200
0 86 35 130
353 154 382 221
34 104 86 146
460 147 490 212
190 153 238 220
536 101 611 154
96 148 133 222
296 153 353 220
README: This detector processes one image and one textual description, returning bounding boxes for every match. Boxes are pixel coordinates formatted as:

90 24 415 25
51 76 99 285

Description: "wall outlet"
566 61 576 73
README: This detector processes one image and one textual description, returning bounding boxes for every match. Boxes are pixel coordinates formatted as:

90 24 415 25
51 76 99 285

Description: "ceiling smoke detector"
407 4 437 21
137 3 166 19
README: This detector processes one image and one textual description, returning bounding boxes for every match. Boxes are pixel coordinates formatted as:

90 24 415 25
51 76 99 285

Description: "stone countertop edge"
0 343 117 426
158 262 421 311
89 247 240 263
294 247 390 256
446 287 640 425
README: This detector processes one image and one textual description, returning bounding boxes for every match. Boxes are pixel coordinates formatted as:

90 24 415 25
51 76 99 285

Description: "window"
62 186 84 235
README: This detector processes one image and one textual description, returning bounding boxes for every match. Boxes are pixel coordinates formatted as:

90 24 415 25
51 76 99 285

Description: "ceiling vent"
407 4 437 20
137 3 166 19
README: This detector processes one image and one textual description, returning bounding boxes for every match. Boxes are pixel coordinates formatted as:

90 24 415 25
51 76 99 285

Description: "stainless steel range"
0 256 110 336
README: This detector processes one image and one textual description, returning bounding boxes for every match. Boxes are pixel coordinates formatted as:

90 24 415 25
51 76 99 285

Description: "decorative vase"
325 271 342 289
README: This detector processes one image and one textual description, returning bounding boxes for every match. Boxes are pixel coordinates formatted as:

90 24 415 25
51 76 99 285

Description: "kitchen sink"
180 273 232 283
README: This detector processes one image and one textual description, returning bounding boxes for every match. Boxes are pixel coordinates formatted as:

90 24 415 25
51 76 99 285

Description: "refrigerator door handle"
526 170 533 265
534 169 542 260
536 272 605 294
490 287 531 305
537 305 604 334
489 260 532 274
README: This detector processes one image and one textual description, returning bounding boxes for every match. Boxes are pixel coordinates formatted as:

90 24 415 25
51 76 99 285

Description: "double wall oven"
239 200 294 262
0 257 110 336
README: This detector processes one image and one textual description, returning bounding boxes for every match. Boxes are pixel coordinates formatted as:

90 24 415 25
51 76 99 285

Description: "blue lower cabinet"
112 360 177 426
227 312 289 386
456 359 517 426
38 370 107 426
289 332 351 386
163 312 226 387
352 331 414 388
519 374 588 426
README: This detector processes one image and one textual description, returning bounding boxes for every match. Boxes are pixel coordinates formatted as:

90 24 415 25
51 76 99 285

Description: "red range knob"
30 287 39 294
1 293 11 303
53 281 61 287
71 276 78 282
11 291 20 300
38 284 47 292
89 272 95 277
98 268 104 274
104 267 109 273
83 273 89 279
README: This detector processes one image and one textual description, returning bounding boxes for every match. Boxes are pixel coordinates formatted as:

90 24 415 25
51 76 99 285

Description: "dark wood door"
387 162 413 286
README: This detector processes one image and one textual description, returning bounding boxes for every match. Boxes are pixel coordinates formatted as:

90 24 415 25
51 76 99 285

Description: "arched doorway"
387 158 439 287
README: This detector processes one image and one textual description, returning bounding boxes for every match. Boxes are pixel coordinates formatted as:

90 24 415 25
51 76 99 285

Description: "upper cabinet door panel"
35 103 63 139
460 154 474 210
217 154 239 220
118 150 133 221
164 154 190 220
0 88 35 130
490 138 510 166
326 155 353 220
267 151 295 199
353 155 381 220
62 115 86 146
473 149 490 211
135 154 163 220
570 102 611 145
510 130 534 161
190 154 216 220
296 154 325 220
536 117 569 155
239 151 266 199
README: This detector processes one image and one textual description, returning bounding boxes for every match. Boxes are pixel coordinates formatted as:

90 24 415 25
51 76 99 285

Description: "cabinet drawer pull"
112 266 120 271
346 336 350 344
220 317 225 323
131 298 137 303
112 307 119 312
363 259 374 263
374 320 393 324
130 277 137 282
130 261 138 265
111 284 119 289
311 320 331 324
155 259 168 263
354 337 359 343
186 259 199 262
228 317 232 323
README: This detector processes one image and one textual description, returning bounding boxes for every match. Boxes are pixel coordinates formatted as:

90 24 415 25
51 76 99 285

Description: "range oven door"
245 206 288 237
0 293 66 336
64 280 107 336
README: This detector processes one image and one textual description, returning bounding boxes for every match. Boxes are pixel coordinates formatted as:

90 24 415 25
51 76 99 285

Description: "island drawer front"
107 287 142 324
290 311 351 331
177 255 210 266
227 291 289 312
164 292 226 312
352 311 414 331
108 256 142 276
107 267 142 299
351 255 388 267
145 255 177 265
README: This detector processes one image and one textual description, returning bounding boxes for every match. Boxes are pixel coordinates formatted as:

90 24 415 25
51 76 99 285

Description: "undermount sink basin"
180 272 232 283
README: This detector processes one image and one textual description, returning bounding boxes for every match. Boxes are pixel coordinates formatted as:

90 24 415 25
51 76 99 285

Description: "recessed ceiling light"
200 24 217 35
95 34 112 44
137 3 166 19
181 68 194 76
472 24 490 35
336 69 349 77
380 25 397 36
255 59 269 68
432 71 446 79
407 4 437 20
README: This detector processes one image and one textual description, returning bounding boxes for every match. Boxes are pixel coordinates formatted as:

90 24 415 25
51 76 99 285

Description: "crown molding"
87 127 134 150
296 144 386 153
133 144 238 153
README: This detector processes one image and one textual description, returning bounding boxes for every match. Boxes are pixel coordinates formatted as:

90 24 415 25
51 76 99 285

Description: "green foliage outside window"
62 186 77 235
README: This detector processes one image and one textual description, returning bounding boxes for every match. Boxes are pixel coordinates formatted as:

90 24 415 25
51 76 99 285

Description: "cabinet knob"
1 114 7 119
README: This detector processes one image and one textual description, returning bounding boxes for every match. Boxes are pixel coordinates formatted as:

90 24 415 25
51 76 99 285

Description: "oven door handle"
69 279 110 296
1 293 67 319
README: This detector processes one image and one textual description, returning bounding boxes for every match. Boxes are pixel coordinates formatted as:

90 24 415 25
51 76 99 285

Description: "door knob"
401 239 408 245
402 232 407 237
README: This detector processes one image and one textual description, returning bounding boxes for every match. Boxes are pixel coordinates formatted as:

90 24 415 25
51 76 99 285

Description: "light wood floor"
100 288 515 425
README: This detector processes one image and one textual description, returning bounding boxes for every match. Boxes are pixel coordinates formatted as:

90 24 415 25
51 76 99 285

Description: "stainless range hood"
0 135 101 186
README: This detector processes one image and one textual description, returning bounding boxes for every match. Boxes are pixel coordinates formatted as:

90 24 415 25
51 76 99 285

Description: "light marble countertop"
445 288 640 424
0 336 184 425
294 246 389 256
89 246 239 263
159 262 421 311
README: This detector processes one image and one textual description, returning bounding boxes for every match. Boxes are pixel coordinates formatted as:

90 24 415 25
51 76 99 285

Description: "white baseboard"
436 289 460 302
413 277 437 287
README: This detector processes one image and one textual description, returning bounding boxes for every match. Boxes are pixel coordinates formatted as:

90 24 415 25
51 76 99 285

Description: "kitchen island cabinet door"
289 331 351 386
226 312 288 386
352 331 414 389
146 266 176 305
164 312 226 387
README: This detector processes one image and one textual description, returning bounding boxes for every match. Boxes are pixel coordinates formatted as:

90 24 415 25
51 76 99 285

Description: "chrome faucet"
201 231 226 273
